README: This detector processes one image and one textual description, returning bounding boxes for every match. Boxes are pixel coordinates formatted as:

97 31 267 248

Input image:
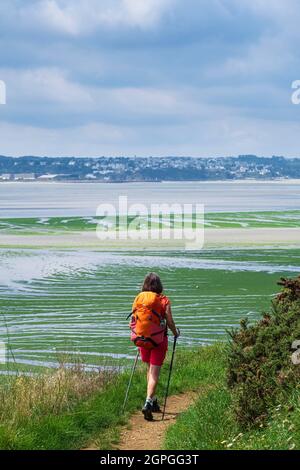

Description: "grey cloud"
0 0 300 156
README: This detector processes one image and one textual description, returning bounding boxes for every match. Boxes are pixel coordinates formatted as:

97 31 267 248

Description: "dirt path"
117 391 196 451
84 391 197 451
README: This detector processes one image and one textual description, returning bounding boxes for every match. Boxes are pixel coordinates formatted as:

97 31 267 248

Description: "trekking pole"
122 349 140 413
162 335 178 421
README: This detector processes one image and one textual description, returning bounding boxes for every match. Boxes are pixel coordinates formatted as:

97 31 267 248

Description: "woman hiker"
130 272 180 421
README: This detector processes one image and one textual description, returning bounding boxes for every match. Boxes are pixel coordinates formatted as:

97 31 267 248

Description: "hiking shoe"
142 401 153 421
152 398 161 413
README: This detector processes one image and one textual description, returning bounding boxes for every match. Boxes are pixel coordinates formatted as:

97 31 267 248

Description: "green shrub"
227 276 300 428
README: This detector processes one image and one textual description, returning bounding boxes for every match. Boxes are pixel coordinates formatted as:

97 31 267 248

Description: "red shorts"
139 337 168 367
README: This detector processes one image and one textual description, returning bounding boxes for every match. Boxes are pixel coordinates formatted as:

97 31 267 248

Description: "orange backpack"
129 291 167 350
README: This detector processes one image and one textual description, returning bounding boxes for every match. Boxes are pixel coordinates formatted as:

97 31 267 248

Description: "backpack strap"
134 336 159 348
126 308 136 320
151 309 163 322
127 306 163 321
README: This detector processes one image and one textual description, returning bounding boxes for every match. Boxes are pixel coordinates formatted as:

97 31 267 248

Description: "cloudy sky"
0 0 300 157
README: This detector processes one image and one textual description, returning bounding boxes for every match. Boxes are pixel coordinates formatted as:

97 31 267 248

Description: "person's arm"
165 304 180 337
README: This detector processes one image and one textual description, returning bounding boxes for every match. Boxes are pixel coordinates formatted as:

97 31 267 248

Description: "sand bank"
0 227 299 249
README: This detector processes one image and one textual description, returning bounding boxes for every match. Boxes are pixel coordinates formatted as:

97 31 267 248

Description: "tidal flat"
1 243 300 373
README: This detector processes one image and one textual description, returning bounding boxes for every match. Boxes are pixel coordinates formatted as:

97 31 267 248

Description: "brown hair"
142 272 163 294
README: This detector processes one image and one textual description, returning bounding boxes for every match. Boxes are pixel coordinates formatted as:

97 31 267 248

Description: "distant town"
0 155 300 182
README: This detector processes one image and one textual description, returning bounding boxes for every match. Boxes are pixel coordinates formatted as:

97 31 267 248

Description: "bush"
227 276 300 428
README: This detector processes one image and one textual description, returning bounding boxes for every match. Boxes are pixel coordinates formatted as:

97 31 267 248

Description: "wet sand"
0 227 299 249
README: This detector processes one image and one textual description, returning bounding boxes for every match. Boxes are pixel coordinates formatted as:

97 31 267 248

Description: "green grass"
164 348 300 451
2 342 300 450
165 387 236 450
0 344 225 450
164 343 237 450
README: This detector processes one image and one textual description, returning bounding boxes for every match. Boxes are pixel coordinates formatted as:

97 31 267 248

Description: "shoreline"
1 178 300 185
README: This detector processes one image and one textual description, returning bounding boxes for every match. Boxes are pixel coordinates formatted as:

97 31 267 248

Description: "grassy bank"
0 344 225 450
2 341 300 450
164 377 300 450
